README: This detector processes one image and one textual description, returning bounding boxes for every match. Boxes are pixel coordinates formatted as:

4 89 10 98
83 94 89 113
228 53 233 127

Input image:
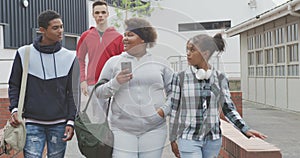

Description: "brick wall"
218 120 282 158
0 98 9 128
0 89 9 128
218 91 282 158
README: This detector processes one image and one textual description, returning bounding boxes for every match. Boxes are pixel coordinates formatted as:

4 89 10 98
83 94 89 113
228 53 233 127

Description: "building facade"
0 0 88 88
1 0 289 89
103 0 284 81
226 0 300 112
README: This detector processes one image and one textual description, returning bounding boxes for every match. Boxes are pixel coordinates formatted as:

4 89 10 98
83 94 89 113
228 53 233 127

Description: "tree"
110 0 162 29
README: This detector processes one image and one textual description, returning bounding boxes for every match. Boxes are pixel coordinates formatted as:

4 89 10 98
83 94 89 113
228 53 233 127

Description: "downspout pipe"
288 4 300 17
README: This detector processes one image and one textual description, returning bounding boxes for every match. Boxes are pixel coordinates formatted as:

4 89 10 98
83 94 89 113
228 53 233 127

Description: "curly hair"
125 17 157 48
38 10 61 29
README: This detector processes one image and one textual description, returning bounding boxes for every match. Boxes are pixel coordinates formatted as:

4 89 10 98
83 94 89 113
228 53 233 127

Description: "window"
248 52 255 76
265 66 273 76
275 46 285 76
265 49 273 76
247 36 254 50
264 31 273 47
178 20 231 32
288 65 299 76
275 27 284 45
287 44 299 76
266 49 273 64
256 51 264 76
275 65 285 76
64 36 77 50
256 51 264 65
179 23 204 32
287 23 298 42
246 22 300 78
288 44 299 62
255 34 263 49
248 52 255 66
276 47 285 63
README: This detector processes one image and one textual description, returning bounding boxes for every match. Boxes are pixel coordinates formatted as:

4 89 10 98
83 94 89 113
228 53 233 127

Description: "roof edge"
226 0 300 37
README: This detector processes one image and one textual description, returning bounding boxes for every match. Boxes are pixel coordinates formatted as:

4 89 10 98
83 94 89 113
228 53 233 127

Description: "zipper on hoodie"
97 29 104 43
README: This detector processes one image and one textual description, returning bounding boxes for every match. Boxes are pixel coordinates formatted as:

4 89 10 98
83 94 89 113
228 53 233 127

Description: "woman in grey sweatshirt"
95 18 173 158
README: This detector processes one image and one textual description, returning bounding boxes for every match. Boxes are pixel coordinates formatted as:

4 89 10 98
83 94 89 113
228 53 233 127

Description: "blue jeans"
178 137 222 158
24 123 67 158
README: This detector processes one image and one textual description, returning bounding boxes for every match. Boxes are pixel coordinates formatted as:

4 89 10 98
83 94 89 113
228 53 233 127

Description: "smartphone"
121 62 132 73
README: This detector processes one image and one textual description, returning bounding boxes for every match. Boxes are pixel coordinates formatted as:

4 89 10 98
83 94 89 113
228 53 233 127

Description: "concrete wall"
265 78 276 106
0 25 15 88
288 79 300 111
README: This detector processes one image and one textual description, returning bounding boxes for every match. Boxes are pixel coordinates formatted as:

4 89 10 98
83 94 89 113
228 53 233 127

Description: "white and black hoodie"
8 36 80 125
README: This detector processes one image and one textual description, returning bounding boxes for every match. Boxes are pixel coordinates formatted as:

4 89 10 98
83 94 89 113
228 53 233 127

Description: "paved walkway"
66 100 300 158
242 100 300 158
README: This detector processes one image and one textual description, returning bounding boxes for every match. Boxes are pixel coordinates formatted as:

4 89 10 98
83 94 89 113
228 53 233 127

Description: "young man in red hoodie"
76 1 123 121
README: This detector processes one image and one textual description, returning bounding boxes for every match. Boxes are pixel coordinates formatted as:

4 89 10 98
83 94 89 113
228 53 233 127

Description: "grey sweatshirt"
95 52 173 135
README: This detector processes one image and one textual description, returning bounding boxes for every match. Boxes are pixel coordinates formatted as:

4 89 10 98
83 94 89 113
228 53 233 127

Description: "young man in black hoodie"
8 10 80 157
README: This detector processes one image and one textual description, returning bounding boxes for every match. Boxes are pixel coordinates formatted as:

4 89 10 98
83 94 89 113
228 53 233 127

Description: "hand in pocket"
156 108 164 118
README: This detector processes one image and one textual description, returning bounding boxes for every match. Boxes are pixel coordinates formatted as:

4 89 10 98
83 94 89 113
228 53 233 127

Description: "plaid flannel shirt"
168 66 250 142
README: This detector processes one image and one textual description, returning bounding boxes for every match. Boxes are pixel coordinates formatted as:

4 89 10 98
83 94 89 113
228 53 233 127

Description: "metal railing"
167 55 241 79
167 55 187 72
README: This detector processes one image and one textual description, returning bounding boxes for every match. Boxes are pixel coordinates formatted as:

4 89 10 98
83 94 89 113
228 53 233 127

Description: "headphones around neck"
191 66 212 80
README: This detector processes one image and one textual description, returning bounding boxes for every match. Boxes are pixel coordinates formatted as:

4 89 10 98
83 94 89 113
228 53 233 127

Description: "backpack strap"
17 45 30 120
82 79 109 115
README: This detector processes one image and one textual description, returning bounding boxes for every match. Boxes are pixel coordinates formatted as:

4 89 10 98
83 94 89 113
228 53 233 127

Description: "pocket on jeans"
178 138 198 152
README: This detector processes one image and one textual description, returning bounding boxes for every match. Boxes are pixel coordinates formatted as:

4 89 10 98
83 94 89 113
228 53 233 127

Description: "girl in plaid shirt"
168 33 267 158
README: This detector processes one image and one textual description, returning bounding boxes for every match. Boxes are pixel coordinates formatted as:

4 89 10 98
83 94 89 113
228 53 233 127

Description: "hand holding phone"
118 62 133 84
121 62 132 73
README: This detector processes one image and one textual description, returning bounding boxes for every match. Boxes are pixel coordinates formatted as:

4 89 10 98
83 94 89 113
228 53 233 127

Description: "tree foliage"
110 0 161 29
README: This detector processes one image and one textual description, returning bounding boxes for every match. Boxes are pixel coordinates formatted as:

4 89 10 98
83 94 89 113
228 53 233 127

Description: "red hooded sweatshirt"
76 27 124 85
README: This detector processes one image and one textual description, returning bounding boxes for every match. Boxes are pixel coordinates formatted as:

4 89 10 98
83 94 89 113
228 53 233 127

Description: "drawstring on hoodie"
38 52 58 80
39 52 46 80
52 53 58 77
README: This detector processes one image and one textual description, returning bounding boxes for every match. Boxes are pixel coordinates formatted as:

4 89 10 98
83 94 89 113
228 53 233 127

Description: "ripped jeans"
24 123 67 158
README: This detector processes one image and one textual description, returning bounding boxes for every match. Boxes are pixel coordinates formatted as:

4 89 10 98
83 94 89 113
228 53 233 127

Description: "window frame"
178 20 231 32
246 21 300 78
